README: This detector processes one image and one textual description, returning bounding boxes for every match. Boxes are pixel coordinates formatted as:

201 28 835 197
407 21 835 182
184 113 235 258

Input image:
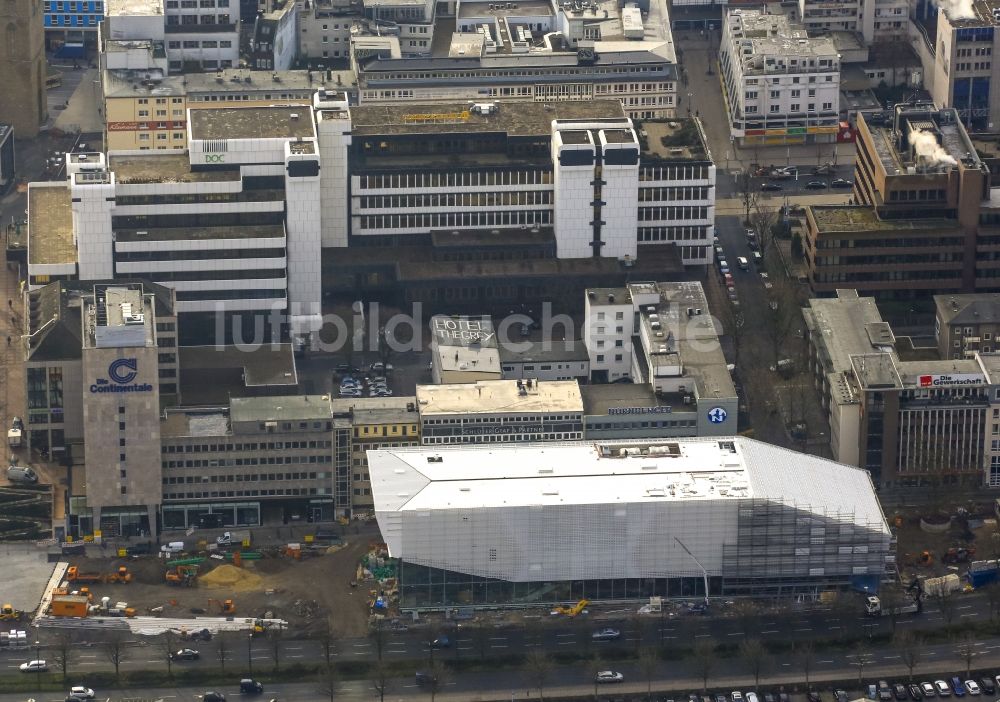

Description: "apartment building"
44 0 104 49
798 0 874 42
804 288 1000 488
24 280 179 460
872 0 909 40
805 103 997 299
250 0 298 69
298 0 357 61
719 8 841 145
936 293 1000 359
101 67 351 151
582 281 738 435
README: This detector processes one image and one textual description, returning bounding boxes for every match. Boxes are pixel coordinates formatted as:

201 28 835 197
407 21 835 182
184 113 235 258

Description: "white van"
737 256 749 271
6 465 37 484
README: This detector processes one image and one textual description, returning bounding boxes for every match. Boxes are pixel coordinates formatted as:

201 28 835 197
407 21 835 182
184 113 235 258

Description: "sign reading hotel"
431 316 497 347
918 373 984 388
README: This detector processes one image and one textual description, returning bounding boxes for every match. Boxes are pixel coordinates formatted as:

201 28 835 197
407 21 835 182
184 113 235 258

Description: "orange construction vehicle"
105 566 132 584
165 564 199 586
209 598 235 615
0 604 22 621
66 566 103 583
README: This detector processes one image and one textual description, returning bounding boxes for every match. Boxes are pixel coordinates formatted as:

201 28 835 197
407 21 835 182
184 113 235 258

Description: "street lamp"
247 633 253 676
34 640 41 689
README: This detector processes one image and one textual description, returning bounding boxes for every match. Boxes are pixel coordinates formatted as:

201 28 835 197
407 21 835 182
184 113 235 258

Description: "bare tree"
524 650 553 701
103 631 128 681
162 630 175 677
797 640 816 687
955 634 978 678
739 638 771 688
689 637 718 692
52 631 73 682
470 619 492 661
850 641 873 685
370 659 392 702
731 600 759 641
269 624 283 672
216 630 230 672
896 632 922 682
935 591 958 627
737 168 759 226
638 648 660 701
751 203 780 258
878 588 906 636
315 664 339 702
763 273 801 365
425 662 448 702
317 619 339 667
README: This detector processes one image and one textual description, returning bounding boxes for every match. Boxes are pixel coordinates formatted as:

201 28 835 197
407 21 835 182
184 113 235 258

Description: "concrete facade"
0 0 47 137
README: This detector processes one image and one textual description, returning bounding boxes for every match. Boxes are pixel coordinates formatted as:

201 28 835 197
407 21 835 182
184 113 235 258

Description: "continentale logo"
90 358 154 394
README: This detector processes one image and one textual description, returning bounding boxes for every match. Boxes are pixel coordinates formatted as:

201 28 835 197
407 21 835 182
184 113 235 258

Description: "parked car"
808 692 822 702
951 678 966 697
963 681 979 696
921 682 936 698
170 648 200 661
747 239 759 251
978 679 994 695
879 681 893 702
203 693 226 702
747 693 760 702
732 692 744 702
836 691 849 702
934 680 951 697
595 671 624 684
20 660 48 672
908 684 923 700
831 178 853 188
592 628 620 641
69 687 95 700
895 684 909 700
239 679 264 695
805 180 828 190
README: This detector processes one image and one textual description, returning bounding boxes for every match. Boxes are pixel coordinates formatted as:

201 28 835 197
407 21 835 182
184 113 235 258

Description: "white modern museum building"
368 437 892 609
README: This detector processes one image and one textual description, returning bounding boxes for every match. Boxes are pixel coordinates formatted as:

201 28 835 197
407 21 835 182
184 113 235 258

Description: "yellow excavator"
552 599 589 617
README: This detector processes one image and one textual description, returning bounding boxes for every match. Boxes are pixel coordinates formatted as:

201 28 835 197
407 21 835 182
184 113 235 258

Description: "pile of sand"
198 564 263 591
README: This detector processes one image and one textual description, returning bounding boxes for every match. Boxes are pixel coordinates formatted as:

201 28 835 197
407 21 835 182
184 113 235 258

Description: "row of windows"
366 65 670 82
887 189 947 202
638 187 711 202
44 1 101 10
639 165 711 182
422 433 583 444
356 169 551 190
44 14 99 25
163 439 333 453
638 225 711 242
116 248 285 262
167 39 232 48
358 191 553 209
164 487 330 500
353 425 417 437
814 235 962 249
165 13 232 25
164 471 327 483
163 454 334 468
117 268 286 282
422 414 579 425
358 209 551 231
166 0 229 7
176 288 285 301
638 206 710 222
589 419 698 429
187 91 312 102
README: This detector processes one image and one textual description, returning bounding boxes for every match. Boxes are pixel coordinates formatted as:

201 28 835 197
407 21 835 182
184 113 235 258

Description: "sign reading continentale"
90 358 154 394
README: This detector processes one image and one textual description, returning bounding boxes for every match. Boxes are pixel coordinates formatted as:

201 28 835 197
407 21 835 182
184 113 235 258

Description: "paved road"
8 633 1000 702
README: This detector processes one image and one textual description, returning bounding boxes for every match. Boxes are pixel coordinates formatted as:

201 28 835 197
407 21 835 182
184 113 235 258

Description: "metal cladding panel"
396 500 738 582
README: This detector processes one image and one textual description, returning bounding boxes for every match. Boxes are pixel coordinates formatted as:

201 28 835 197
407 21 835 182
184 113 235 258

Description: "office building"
26 99 349 347
44 0 104 49
499 339 590 382
719 9 841 145
25 280 179 461
582 281 738 435
805 103 995 299
100 68 352 151
298 0 357 61
368 437 892 609
416 379 584 444
429 316 502 384
0 0 47 137
935 293 1000 359
159 395 348 529
351 0 679 120
804 289 1000 487
77 284 165 538
797 0 874 43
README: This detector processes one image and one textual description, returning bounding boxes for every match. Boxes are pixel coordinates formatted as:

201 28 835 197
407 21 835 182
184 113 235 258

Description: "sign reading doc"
90 358 154 394
918 373 984 388
204 154 225 163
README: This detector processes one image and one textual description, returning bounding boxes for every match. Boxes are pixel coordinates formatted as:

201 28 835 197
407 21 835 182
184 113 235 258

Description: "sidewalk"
53 67 104 135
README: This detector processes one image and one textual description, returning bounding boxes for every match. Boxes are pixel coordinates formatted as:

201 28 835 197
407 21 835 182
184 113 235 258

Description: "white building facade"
369 438 893 609
719 9 841 145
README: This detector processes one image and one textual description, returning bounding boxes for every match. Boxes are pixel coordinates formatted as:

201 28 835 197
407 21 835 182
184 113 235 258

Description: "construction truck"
49 594 89 617
7 417 22 448
865 595 920 617
209 598 236 615
165 564 199 586
0 604 22 621
637 597 663 615
216 530 251 548
66 566 104 583
943 546 976 564
106 566 133 584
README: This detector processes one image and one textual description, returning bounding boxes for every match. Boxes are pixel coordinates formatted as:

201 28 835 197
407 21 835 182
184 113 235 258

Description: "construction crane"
674 537 709 608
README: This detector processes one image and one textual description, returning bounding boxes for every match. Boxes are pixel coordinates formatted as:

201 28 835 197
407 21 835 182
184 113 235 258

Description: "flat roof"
178 345 297 404
230 394 332 423
368 438 889 526
189 107 316 141
184 69 354 95
161 411 229 439
110 153 239 184
935 293 1000 326
498 339 589 365
431 315 497 348
803 290 891 375
416 379 583 415
107 0 162 15
28 185 76 266
637 118 710 161
329 397 420 425
457 0 553 18
809 206 959 232
580 383 684 416
349 99 626 138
